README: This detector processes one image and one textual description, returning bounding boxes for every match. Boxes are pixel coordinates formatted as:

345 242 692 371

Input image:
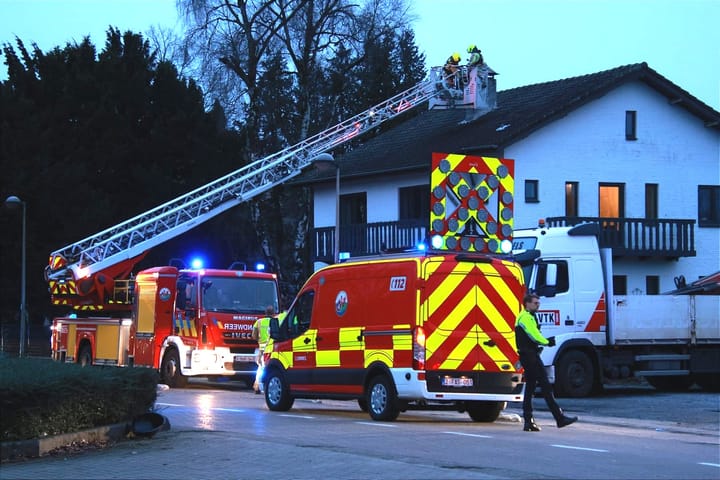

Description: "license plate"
441 376 473 387
234 355 254 363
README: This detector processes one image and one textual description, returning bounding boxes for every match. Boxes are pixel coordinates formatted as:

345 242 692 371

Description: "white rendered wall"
507 81 719 291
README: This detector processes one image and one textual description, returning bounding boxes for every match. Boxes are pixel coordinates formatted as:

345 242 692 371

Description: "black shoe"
523 421 541 432
557 415 578 428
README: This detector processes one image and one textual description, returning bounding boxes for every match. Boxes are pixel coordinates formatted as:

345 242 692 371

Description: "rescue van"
262 251 525 422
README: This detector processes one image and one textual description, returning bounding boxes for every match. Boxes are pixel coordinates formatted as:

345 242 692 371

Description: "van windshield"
201 276 278 314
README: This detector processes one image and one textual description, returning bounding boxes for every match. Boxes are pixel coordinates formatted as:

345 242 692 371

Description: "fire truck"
512 222 720 397
48 64 476 385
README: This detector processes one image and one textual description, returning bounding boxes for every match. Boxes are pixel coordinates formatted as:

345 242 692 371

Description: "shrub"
1 358 158 442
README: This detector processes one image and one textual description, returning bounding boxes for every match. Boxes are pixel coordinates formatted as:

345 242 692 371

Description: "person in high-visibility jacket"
252 306 275 394
442 52 461 88
466 44 484 70
515 292 578 431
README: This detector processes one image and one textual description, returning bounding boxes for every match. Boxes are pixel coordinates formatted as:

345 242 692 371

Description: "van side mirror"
269 314 288 341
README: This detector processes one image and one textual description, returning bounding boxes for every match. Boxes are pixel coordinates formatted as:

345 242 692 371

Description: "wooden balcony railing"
312 220 427 263
311 217 696 263
545 216 696 258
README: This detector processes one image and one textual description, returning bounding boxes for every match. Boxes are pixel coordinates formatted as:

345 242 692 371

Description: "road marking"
443 431 493 438
212 407 245 413
156 402 183 407
699 462 720 468
279 414 315 419
355 422 397 428
551 444 609 453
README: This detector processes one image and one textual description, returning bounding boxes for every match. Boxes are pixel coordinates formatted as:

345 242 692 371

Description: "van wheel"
367 375 400 421
265 369 294 411
78 345 92 367
555 350 594 397
161 349 188 388
466 401 505 422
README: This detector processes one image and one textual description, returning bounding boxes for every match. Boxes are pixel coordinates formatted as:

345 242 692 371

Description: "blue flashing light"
417 242 426 252
190 258 204 269
255 262 266 272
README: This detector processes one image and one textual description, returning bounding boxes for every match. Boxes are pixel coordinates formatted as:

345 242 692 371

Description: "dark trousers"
520 351 563 422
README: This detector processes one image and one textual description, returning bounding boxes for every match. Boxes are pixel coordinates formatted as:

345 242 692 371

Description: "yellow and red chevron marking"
430 153 514 253
48 254 67 271
421 256 522 372
49 280 78 296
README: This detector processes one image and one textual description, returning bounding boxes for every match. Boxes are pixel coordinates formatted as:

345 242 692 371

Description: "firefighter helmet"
452 52 460 62
467 44 476 53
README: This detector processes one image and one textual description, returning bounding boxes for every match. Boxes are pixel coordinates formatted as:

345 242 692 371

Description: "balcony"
311 216 696 264
312 220 427 264
546 217 696 259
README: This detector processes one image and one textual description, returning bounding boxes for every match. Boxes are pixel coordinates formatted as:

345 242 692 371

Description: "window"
625 110 637 140
646 276 660 295
698 185 720 227
399 185 429 221
535 260 569 296
613 275 627 295
599 183 625 219
340 192 366 225
565 182 578 217
285 290 315 338
645 184 658 219
525 179 539 203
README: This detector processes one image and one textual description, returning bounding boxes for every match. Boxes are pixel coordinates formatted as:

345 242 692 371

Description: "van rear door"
421 255 522 391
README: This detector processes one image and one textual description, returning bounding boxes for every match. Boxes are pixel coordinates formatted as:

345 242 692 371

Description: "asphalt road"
2 378 717 480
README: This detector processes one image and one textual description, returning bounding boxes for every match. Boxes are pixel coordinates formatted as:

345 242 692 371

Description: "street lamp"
5 195 27 357
311 153 340 263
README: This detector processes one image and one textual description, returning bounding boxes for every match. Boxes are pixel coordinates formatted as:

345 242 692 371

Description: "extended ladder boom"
47 76 441 282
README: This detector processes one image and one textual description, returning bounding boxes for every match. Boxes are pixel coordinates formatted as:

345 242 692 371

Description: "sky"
0 0 718 110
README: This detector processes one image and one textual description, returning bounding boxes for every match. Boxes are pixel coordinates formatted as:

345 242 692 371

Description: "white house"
304 63 720 294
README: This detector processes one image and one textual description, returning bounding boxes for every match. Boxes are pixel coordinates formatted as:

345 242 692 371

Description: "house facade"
305 63 720 294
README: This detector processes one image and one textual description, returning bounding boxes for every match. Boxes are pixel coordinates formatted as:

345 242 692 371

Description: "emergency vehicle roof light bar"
47 75 442 282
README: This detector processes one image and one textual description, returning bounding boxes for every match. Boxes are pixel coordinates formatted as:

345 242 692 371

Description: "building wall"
508 81 719 292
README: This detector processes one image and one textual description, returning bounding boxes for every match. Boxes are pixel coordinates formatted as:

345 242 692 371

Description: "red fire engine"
47 70 448 385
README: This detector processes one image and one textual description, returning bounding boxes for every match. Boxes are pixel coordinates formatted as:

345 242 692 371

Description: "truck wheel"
367 375 400 421
465 401 505 422
646 376 693 392
78 345 92 367
161 349 188 388
264 369 294 411
555 350 594 397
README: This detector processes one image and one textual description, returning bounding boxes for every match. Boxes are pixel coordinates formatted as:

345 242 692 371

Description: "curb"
1 422 130 462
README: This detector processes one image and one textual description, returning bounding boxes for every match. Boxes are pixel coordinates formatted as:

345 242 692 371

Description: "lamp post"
311 153 340 263
5 195 27 357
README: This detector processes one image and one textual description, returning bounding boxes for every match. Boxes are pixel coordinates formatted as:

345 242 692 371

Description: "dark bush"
1 358 158 442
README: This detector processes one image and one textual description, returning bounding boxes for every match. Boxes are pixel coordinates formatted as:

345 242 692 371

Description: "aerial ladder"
46 71 464 310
